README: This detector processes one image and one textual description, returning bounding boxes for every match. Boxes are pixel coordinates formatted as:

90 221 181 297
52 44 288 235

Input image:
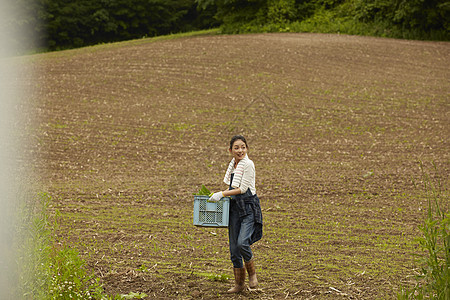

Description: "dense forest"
7 0 450 52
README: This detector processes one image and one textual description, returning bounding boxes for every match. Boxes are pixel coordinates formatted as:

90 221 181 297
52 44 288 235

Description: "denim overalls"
228 173 263 268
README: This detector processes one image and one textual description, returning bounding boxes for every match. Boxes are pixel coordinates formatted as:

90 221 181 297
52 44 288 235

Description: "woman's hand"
208 191 223 202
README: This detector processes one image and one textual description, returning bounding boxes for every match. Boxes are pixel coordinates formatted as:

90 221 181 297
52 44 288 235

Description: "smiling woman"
208 135 263 293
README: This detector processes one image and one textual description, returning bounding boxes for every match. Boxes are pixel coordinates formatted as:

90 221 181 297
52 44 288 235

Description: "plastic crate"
193 195 230 227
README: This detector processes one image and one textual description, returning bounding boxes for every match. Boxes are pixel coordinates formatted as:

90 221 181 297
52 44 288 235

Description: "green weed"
196 272 229 283
398 163 449 299
15 192 151 299
118 292 148 299
14 193 103 299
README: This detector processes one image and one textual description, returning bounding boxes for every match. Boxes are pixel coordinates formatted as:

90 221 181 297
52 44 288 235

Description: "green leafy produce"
194 185 211 196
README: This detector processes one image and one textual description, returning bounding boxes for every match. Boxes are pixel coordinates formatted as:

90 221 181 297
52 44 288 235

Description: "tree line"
10 0 218 52
8 0 450 52
199 0 449 40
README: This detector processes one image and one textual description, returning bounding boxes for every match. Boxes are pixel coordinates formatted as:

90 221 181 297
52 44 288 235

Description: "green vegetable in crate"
194 184 211 196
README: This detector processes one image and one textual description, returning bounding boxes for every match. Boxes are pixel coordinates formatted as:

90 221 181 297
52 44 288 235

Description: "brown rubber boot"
227 267 246 293
245 259 258 288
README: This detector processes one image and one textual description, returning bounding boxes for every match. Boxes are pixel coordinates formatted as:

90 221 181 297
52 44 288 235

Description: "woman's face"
229 139 247 162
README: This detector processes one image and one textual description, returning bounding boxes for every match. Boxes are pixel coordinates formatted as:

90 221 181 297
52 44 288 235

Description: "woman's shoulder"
244 157 255 168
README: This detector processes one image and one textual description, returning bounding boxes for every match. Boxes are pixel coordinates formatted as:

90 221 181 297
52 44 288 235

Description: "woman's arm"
222 188 241 197
217 159 255 198
228 161 254 195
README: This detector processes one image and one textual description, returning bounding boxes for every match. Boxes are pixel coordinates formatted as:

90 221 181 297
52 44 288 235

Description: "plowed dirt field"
25 33 449 299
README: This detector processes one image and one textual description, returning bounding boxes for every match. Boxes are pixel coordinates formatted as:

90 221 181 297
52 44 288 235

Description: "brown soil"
24 33 449 299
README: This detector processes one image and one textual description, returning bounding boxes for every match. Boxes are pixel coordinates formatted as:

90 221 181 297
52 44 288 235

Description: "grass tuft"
15 193 106 299
398 162 449 299
15 192 150 299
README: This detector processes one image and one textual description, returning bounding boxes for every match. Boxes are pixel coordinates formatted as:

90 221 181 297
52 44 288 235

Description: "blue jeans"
228 201 254 268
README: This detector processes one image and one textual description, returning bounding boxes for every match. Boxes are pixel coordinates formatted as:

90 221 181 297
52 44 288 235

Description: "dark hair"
229 135 249 150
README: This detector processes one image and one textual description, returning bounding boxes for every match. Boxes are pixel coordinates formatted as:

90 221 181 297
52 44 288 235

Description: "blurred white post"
0 0 35 297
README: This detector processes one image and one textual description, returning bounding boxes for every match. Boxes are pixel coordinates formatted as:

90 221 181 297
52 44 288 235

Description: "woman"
209 135 263 293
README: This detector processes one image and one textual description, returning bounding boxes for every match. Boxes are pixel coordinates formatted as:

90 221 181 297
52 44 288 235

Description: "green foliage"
9 0 449 52
9 0 218 51
398 163 449 299
197 0 449 40
332 0 449 39
42 0 203 50
47 247 106 299
351 0 450 32
194 184 211 196
119 292 148 299
15 192 152 299
265 0 298 24
15 192 52 299
206 273 230 282
15 193 106 299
